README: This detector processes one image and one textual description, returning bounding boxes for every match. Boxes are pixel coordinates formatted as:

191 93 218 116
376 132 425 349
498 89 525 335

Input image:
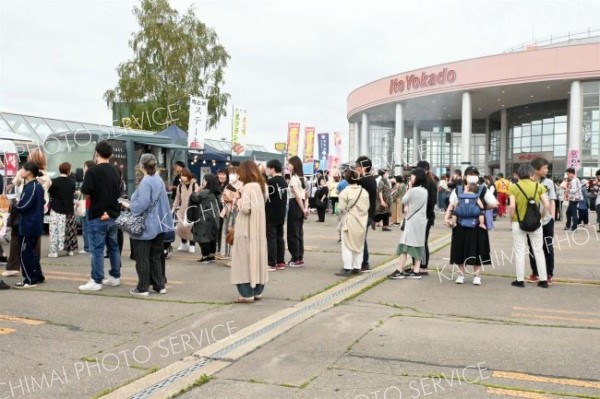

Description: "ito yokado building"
347 29 600 179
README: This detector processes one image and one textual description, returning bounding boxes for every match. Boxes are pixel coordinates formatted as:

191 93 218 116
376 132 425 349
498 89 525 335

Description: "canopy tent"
156 124 188 145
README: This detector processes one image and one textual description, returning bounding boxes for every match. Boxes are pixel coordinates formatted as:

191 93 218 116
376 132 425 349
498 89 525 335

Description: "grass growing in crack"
168 374 214 399
299 375 319 389
249 378 268 384
92 368 163 398
343 278 386 302
301 280 345 301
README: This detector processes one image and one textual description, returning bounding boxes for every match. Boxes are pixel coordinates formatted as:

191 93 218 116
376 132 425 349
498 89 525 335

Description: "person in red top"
495 173 511 217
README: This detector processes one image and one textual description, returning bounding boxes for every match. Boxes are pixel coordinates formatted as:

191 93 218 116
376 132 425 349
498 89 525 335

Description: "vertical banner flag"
317 133 329 164
287 123 300 159
4 153 18 177
303 127 316 163
567 149 580 172
188 96 208 149
330 131 343 174
231 107 248 156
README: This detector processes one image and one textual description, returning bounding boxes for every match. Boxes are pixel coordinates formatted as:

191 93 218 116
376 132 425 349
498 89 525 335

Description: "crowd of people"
1 141 599 297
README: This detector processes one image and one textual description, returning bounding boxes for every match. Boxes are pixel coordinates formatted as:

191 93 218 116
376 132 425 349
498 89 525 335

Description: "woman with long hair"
286 156 308 267
230 160 268 303
188 174 221 263
172 168 197 253
388 168 429 279
48 162 78 257
216 166 242 262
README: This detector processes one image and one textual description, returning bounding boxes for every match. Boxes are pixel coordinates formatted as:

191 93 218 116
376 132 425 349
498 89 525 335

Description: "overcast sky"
1 0 599 156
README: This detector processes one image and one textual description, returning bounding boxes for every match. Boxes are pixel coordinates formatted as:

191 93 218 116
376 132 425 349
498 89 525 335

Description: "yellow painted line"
0 314 45 326
512 313 600 325
486 387 550 398
493 370 600 389
513 306 600 317
0 328 17 335
45 271 183 285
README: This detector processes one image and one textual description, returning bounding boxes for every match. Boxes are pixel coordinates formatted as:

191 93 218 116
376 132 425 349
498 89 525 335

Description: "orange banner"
287 122 300 159
303 127 315 163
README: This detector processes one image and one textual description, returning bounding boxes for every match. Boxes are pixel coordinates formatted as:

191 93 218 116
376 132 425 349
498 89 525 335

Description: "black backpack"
515 183 541 232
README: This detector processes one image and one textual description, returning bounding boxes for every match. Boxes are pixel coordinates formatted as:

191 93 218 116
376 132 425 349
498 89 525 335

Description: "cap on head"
416 160 430 170
464 166 479 175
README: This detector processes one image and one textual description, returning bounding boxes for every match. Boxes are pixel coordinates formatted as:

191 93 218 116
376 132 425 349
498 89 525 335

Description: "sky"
1 0 599 158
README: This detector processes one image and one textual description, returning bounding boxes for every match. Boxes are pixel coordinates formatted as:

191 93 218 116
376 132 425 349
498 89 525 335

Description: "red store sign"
389 68 457 95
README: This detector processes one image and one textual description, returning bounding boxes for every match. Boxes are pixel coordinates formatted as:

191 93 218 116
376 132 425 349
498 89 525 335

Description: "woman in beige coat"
171 169 197 253
230 161 268 303
335 169 370 276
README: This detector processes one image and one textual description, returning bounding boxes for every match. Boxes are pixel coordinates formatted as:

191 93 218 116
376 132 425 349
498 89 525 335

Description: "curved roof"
347 41 600 120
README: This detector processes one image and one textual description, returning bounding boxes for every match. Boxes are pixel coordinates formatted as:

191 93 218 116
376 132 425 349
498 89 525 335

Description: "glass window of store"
582 81 600 158
369 123 394 170
508 100 568 157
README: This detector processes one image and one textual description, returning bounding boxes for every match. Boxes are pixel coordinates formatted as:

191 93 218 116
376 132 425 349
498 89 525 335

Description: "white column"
352 121 360 160
568 80 581 150
500 108 508 175
360 113 369 157
461 91 472 170
412 123 420 163
395 103 404 167
484 117 489 174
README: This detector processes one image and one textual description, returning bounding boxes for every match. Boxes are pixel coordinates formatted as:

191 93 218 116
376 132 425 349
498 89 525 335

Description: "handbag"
400 198 425 231
74 193 86 218
226 227 235 246
337 187 363 232
116 194 161 237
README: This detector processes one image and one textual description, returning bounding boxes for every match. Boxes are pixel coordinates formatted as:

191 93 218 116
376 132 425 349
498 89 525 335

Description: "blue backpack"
454 185 484 228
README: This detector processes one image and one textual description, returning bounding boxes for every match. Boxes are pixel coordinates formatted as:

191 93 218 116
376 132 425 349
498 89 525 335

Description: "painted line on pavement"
0 314 46 325
0 327 17 335
102 234 452 399
486 387 550 398
511 313 600 325
493 370 600 389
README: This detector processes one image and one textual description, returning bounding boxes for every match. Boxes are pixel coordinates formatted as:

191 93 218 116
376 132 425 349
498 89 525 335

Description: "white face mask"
229 174 238 183
466 175 479 184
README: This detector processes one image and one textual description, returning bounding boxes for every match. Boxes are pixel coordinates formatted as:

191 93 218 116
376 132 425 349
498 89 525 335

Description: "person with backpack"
447 182 487 230
526 158 557 285
444 166 498 285
508 164 551 288
171 168 197 253
564 167 582 231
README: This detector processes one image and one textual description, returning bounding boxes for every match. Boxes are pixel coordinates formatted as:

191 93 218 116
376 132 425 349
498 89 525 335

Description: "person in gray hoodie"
122 154 174 296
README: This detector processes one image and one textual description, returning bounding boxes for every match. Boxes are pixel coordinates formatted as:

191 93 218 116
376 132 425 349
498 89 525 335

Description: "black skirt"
450 224 492 266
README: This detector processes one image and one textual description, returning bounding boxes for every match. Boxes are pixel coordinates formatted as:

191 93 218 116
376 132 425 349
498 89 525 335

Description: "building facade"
347 32 600 179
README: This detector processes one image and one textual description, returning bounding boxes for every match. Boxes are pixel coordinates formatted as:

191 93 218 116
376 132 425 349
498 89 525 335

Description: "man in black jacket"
355 156 378 272
265 159 288 271
415 161 438 275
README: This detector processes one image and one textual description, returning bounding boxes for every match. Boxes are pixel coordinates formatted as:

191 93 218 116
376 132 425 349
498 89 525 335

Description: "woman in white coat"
334 169 370 276
388 168 429 279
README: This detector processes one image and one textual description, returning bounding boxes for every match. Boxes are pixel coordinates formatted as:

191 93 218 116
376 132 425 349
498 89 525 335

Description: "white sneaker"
68 251 74 256
177 243 189 252
102 276 121 287
188 246 195 254
78 250 88 254
2 270 19 277
473 276 482 286
48 253 59 258
79 279 102 291
455 274 465 284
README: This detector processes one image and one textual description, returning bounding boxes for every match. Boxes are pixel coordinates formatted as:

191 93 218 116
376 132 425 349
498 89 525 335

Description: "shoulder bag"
116 190 161 237
337 187 363 232
400 194 426 231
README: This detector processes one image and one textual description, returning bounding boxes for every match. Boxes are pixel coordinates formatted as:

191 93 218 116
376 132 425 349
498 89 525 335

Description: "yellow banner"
303 127 315 163
287 122 300 159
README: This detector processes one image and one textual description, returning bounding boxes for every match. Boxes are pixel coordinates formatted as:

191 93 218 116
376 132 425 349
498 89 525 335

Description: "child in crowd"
447 183 487 230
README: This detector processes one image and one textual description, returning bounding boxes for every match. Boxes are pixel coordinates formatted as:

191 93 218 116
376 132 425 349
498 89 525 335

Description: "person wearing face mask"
216 165 243 263
444 166 498 286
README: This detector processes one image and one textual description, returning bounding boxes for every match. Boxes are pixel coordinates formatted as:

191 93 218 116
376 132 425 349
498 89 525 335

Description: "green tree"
103 0 230 132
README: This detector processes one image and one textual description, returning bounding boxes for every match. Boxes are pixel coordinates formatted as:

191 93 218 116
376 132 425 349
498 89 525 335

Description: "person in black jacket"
265 159 288 271
355 156 378 272
415 161 438 275
13 162 45 288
